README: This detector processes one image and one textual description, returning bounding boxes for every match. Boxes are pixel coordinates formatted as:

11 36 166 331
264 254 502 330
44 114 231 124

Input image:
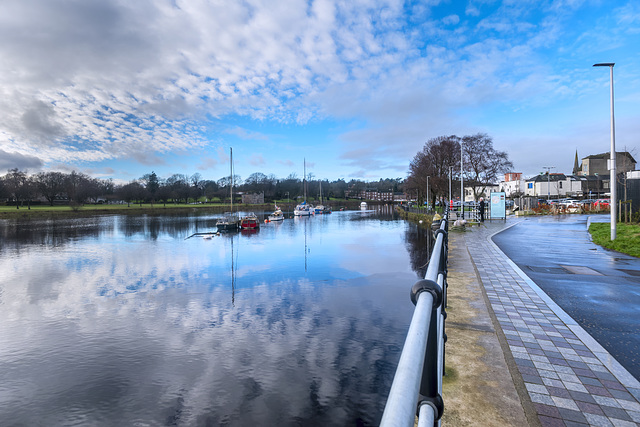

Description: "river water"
0 206 431 426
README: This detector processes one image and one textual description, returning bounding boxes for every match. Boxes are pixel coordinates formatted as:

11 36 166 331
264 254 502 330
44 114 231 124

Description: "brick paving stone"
601 405 633 421
460 221 640 427
558 407 589 423
538 415 565 427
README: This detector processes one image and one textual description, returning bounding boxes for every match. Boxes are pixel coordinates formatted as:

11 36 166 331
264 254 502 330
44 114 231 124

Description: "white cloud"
442 14 460 25
1 0 638 181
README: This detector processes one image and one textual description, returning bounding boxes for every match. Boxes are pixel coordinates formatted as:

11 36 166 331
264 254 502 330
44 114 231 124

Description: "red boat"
239 213 260 230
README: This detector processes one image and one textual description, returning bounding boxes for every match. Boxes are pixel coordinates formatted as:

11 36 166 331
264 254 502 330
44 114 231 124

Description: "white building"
499 172 527 197
525 174 582 198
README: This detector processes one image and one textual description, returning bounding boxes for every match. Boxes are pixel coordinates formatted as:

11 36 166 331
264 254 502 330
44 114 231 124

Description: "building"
578 152 636 176
241 192 264 204
525 173 583 199
463 183 500 202
500 173 527 197
346 188 401 201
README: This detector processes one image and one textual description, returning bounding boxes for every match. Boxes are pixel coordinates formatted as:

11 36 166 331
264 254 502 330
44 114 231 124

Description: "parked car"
559 199 580 207
594 199 610 208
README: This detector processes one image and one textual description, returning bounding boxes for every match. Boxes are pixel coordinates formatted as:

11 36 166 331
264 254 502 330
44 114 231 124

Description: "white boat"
360 201 367 209
294 159 312 216
268 205 284 221
314 181 325 214
294 201 312 216
217 148 239 231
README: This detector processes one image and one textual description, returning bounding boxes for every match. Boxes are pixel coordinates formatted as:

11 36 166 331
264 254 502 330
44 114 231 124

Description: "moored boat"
268 205 284 221
240 213 259 230
294 159 312 216
294 201 312 216
360 201 367 209
217 147 239 231
217 212 239 231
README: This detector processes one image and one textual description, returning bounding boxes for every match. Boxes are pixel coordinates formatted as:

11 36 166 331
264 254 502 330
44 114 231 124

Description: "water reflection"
0 208 432 426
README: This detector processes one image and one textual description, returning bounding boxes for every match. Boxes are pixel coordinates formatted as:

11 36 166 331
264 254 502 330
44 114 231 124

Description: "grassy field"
588 222 640 258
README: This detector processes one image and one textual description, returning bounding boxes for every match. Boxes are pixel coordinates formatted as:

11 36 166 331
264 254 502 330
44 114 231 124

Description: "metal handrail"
380 209 449 427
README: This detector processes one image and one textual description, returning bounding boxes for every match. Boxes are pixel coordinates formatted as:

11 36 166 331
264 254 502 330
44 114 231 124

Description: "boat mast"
230 147 233 214
303 158 307 202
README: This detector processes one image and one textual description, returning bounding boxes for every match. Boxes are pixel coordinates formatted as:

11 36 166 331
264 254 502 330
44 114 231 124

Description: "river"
0 206 431 426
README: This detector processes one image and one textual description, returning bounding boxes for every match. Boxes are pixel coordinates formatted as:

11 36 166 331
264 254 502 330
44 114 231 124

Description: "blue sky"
1 0 639 184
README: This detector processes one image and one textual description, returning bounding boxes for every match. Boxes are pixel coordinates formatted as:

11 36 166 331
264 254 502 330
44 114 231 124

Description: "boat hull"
216 222 238 231
240 220 259 230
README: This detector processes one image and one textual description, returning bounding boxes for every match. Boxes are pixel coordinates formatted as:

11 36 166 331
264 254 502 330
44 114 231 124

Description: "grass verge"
588 222 640 258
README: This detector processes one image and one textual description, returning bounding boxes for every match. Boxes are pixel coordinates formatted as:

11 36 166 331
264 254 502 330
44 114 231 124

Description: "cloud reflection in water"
0 210 427 425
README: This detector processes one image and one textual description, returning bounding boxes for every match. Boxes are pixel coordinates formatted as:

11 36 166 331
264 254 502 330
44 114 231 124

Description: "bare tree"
462 133 513 201
116 181 145 207
36 172 67 206
407 135 461 206
3 168 29 209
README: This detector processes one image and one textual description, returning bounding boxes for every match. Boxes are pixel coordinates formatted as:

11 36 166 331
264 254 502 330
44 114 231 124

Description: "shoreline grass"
588 222 640 258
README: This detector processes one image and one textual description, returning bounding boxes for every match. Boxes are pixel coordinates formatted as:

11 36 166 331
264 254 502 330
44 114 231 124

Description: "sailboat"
217 148 239 231
294 159 312 216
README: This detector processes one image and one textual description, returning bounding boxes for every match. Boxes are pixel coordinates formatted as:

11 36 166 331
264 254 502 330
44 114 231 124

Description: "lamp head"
593 63 615 67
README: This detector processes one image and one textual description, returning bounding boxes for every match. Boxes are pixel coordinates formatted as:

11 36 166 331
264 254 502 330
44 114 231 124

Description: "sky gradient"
1 0 639 184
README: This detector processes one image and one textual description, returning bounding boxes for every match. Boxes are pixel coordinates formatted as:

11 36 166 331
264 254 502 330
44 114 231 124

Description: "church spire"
573 150 580 175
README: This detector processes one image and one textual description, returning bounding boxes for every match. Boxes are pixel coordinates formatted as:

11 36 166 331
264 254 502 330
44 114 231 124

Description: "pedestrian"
479 197 485 222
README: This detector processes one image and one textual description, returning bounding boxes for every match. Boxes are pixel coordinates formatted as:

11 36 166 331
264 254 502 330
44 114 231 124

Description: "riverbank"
0 200 378 220
395 207 433 229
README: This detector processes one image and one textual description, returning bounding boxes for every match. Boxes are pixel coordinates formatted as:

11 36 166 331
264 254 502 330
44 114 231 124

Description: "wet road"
492 215 640 381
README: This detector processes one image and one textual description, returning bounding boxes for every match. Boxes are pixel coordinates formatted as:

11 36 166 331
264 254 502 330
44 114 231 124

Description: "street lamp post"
593 62 616 240
449 167 452 208
543 166 554 201
426 176 430 212
460 142 464 219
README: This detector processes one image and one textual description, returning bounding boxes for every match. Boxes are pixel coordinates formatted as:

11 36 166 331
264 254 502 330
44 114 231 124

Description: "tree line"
0 168 405 209
2 133 511 209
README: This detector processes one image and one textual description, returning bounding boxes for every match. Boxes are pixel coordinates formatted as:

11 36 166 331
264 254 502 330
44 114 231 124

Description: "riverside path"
447 216 640 426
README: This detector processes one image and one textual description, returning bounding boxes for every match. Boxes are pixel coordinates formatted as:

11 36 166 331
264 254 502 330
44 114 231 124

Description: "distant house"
579 152 636 176
346 188 399 201
463 183 500 202
501 173 527 197
241 192 264 204
525 173 582 198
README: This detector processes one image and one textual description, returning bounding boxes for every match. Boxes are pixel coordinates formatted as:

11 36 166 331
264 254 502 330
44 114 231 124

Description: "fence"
380 209 449 427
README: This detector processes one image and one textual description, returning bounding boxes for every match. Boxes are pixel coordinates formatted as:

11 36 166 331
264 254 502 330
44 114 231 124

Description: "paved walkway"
461 218 640 426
